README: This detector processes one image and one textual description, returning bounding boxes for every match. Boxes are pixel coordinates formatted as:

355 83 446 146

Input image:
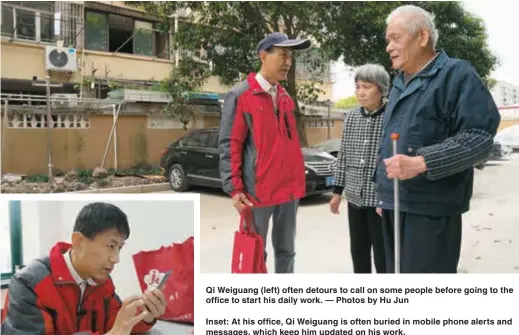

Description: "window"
182 131 210 148
1 2 55 42
134 20 153 56
1 5 14 36
15 8 36 40
40 10 54 42
1 201 23 283
209 131 219 149
85 11 107 51
84 10 169 59
108 13 133 53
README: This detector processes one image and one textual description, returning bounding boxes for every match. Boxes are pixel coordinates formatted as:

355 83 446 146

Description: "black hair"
73 202 130 240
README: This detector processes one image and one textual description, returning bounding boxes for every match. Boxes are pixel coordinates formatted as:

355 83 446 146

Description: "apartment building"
0 1 228 95
0 1 338 175
491 80 519 107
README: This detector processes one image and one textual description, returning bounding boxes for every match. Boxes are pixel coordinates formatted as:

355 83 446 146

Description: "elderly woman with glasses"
330 63 390 274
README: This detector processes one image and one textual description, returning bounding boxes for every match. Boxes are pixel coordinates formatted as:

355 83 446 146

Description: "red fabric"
230 73 306 207
132 237 194 324
231 209 267 274
1 242 154 335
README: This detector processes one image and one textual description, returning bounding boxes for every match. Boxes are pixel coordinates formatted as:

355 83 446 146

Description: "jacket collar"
393 50 449 90
63 247 98 287
361 101 386 118
255 73 276 94
247 72 288 96
49 242 97 286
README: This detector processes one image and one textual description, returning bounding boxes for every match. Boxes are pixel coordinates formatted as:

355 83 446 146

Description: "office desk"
146 320 194 334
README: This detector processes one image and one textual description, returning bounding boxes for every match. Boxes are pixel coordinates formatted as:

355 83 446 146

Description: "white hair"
354 64 390 97
386 5 439 50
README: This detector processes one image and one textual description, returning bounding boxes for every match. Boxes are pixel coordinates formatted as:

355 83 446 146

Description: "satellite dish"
48 49 69 68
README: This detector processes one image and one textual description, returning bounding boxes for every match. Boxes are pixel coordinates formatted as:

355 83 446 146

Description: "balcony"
1 2 62 44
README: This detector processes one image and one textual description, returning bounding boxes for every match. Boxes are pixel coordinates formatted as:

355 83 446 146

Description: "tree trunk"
286 57 308 147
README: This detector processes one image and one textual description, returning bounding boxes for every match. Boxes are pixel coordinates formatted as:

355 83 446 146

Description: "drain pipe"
113 104 118 170
1 98 8 178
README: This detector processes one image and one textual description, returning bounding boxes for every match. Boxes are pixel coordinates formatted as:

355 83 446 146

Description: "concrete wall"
305 119 344 146
0 113 194 174
1 109 344 175
0 42 172 82
4 109 517 176
0 41 330 98
0 41 234 94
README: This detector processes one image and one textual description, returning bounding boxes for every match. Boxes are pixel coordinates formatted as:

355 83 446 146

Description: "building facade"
1 1 338 175
491 80 519 107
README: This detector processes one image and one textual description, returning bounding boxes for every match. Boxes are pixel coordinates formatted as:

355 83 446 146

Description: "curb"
71 183 171 194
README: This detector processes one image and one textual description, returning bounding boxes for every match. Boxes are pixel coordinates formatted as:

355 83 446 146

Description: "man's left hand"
141 288 167 323
384 155 427 180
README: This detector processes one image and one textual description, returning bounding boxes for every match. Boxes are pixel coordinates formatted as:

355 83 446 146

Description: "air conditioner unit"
45 46 78 72
51 94 78 108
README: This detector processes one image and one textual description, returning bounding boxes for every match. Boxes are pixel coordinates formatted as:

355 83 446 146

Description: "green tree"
160 59 211 130
335 96 359 109
133 1 498 139
316 1 498 85
487 77 497 91
135 1 332 145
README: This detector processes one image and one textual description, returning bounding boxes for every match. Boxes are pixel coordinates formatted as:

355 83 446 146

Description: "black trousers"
347 202 387 273
381 210 462 273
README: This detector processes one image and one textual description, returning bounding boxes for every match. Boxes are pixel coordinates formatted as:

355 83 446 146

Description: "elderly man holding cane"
375 5 501 273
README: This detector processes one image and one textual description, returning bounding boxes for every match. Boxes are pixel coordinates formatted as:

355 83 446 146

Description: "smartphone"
157 270 172 290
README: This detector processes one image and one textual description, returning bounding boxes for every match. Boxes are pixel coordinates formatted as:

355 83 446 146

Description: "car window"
209 131 219 149
182 131 210 148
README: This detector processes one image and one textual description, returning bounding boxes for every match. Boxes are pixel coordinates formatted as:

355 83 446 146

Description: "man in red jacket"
219 32 311 273
1 202 167 335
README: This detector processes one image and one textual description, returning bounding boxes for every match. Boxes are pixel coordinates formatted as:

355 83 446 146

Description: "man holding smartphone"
1 202 167 335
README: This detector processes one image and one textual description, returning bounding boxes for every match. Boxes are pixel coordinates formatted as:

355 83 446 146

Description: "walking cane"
390 133 401 274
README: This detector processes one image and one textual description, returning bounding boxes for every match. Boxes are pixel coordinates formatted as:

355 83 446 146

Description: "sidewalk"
199 154 519 273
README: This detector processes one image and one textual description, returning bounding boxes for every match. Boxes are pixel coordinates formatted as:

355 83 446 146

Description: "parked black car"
475 139 513 169
160 128 337 196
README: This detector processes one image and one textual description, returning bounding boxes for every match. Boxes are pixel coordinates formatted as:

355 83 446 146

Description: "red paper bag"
132 237 194 323
231 208 267 274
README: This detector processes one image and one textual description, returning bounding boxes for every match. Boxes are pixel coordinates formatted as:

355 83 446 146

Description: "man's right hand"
232 192 253 213
106 296 149 335
329 194 342 214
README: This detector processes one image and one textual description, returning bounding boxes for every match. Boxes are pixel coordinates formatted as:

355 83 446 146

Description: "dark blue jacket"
375 51 501 216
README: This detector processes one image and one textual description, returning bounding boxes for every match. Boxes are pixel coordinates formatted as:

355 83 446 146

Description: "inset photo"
0 194 198 335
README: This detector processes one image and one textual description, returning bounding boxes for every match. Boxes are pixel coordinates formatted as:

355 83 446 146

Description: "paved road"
161 153 519 274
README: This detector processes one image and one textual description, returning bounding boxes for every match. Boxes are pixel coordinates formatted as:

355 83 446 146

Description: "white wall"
18 199 194 300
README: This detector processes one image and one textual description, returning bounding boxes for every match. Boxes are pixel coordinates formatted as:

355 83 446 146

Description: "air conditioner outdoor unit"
51 94 78 108
45 46 78 72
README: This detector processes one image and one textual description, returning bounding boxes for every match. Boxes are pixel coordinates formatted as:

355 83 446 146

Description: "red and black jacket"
1 242 154 335
218 73 306 207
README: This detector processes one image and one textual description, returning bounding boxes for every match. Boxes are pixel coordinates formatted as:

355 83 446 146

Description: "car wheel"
168 164 189 192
